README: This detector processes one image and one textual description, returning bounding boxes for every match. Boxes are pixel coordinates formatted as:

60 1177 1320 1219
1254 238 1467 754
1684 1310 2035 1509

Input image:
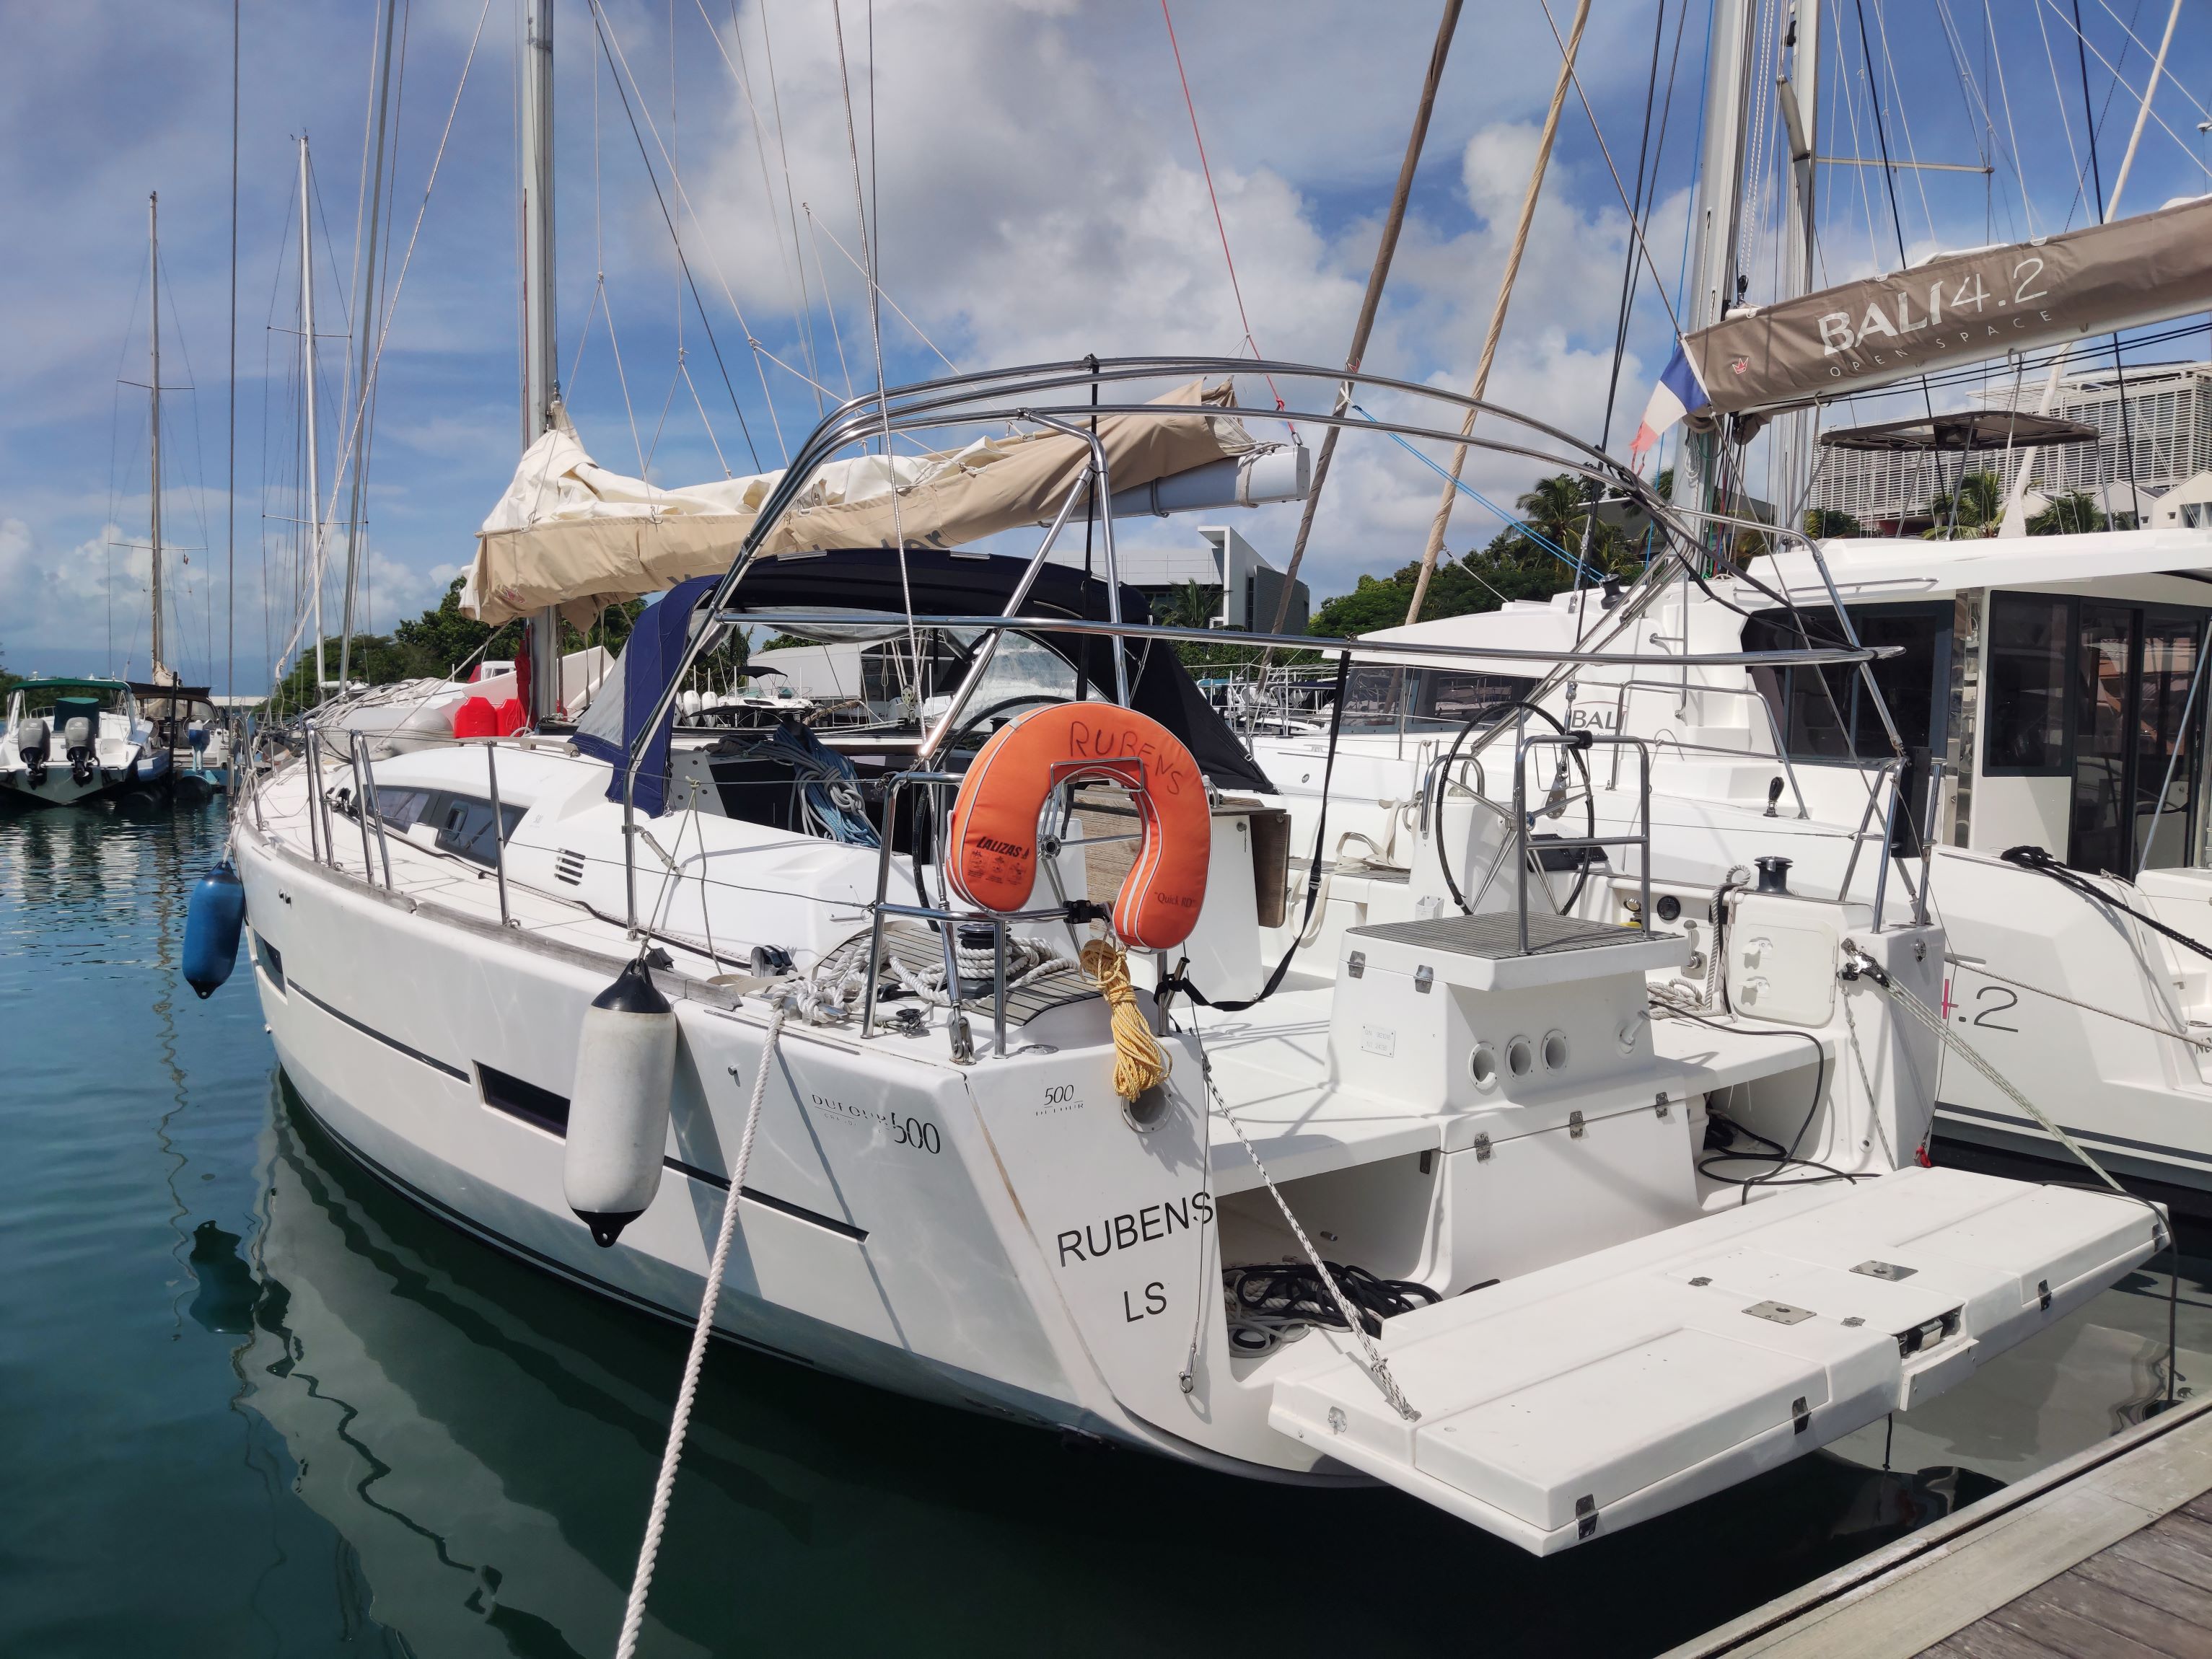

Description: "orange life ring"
945 704 1211 951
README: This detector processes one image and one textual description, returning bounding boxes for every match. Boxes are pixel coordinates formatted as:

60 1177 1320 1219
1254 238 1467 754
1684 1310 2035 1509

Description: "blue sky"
5 0 2211 693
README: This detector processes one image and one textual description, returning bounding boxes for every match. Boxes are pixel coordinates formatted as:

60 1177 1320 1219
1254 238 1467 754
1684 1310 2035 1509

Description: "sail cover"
1684 193 2212 416
462 379 1255 626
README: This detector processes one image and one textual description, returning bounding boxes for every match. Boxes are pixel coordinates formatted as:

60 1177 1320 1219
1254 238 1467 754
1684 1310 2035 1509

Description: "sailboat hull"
232 826 1306 1479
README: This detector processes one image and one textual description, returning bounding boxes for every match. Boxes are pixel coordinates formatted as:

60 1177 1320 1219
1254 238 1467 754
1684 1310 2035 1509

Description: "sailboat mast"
148 191 164 679
1671 0 1756 528
299 136 326 699
520 0 561 726
1773 0 1822 522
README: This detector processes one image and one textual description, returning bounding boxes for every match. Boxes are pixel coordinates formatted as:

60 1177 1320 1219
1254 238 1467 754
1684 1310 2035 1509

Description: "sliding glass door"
2068 604 2208 873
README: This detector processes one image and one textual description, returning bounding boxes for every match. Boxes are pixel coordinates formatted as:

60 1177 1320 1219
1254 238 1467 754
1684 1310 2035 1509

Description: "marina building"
1809 361 2212 531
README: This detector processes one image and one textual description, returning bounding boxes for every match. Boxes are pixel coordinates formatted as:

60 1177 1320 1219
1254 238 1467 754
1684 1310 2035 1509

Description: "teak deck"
1664 1391 2212 1659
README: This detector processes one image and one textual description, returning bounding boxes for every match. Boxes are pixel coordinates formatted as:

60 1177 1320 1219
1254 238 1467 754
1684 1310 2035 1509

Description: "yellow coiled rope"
1080 938 1172 1101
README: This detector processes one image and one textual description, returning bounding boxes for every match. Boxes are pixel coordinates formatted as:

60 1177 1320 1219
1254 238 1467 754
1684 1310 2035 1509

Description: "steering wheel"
1434 699 1599 916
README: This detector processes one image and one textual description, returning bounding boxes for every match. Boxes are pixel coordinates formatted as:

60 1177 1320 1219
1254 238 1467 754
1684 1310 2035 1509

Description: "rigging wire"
1851 0 1936 425
1597 0 1679 456
1158 0 1283 409
584 0 768 469
268 0 493 689
829 0 921 686
227 0 238 708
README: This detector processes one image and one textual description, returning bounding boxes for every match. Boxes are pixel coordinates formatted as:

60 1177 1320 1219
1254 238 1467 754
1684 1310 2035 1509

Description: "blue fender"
183 859 246 1000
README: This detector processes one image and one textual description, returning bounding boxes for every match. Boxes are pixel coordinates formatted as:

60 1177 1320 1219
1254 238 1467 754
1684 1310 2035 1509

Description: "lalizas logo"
973 835 1028 858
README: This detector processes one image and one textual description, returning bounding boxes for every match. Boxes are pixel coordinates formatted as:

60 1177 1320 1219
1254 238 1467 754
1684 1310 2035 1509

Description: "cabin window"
1983 594 2070 774
1744 604 1949 764
373 786 435 831
434 795 526 867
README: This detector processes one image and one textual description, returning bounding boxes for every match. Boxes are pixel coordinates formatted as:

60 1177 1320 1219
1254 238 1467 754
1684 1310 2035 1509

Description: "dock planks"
1921 1496 2212 1658
1662 1391 2212 1659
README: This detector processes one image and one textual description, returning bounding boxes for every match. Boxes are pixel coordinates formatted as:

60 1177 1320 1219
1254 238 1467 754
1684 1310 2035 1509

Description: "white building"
1045 523 1308 633
1812 361 2212 529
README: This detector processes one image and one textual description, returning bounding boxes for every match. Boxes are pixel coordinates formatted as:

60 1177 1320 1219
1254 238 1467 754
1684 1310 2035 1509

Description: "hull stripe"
292 981 470 1081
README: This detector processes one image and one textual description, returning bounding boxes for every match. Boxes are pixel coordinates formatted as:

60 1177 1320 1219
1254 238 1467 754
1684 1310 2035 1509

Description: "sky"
5 0 2212 693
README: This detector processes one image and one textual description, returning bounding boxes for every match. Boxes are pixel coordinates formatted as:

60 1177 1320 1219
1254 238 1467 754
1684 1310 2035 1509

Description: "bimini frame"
615 357 1898 935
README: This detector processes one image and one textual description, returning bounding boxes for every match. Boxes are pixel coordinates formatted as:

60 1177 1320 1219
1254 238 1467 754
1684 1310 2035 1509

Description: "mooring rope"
614 1003 786 1659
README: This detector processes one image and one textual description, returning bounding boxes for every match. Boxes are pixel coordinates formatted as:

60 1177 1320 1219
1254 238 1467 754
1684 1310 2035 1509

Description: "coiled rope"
1081 938 1172 1101
614 1003 786 1659
794 930 1079 1026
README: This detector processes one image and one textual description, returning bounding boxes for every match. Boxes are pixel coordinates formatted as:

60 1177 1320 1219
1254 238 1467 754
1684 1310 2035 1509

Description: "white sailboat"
230 358 2161 1557
223 4 2161 1562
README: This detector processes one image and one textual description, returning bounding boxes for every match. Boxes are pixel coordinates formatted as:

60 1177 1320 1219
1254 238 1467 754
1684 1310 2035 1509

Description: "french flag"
1629 340 1708 467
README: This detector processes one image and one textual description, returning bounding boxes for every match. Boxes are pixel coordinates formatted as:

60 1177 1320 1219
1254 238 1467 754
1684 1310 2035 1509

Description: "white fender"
563 959 679 1246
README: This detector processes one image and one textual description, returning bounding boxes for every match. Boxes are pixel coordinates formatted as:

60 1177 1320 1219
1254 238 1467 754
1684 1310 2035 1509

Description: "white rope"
613 1004 786 1659
1947 956 2212 1052
794 930 1078 1026
1838 982 1902 1169
1843 944 2141 1211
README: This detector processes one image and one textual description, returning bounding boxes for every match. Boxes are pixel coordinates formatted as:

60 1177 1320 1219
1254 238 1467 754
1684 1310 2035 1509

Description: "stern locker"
1267 1166 2157 1554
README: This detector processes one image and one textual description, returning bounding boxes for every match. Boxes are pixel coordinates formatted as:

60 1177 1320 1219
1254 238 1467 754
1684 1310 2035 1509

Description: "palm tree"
2027 491 2108 536
1517 473 1597 555
1159 581 1224 631
1804 507 1865 539
1925 470 2006 537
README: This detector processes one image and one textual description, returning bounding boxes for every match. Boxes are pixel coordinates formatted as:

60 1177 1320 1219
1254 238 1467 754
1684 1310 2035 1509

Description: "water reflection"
223 1078 2185 1659
7 796 2208 1659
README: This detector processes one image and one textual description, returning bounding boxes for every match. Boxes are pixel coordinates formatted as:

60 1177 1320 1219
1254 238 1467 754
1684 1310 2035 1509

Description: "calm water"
4 796 2208 1659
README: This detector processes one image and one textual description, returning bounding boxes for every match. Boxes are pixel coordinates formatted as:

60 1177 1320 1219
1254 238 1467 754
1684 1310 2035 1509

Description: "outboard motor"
63 716 95 786
16 717 50 786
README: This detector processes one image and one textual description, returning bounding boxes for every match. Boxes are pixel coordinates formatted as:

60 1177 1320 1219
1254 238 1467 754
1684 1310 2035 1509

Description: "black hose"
2001 845 2212 969
1159 654 1352 1013
1666 1003 1857 1202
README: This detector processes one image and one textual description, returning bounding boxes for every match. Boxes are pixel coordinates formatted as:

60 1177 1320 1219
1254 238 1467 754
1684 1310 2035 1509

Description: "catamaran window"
1744 604 1949 764
1340 666 1533 731
1983 594 2070 774
434 795 526 867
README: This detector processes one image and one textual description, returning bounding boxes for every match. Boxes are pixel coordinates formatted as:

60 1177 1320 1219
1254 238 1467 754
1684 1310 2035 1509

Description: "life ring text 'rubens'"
945 705 1211 951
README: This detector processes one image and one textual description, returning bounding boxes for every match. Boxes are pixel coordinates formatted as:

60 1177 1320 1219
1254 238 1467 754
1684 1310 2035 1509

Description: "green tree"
1158 581 1225 632
1925 470 2006 538
1804 507 1865 538
2027 491 2109 536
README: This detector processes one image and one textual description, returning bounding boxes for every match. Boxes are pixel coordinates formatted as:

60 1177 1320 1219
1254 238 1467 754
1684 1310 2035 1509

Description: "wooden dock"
1664 1390 2212 1659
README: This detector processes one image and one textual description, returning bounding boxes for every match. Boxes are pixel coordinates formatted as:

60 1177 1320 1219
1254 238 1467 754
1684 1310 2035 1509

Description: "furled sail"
1683 193 2212 417
462 379 1258 625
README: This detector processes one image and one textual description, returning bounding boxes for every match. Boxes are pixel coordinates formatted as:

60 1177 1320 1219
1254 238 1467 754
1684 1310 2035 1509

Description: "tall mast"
148 192 165 679
520 0 561 725
299 136 326 699
1671 0 1757 526
1772 1 1822 522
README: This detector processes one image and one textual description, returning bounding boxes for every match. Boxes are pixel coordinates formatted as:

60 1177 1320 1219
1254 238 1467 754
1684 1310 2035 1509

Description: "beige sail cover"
462 379 1252 624
1686 193 2212 415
